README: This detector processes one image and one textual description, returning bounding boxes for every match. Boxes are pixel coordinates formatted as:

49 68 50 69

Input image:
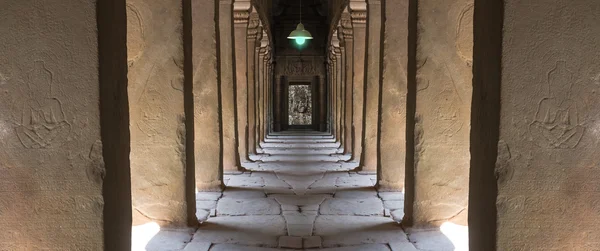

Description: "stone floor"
133 131 468 251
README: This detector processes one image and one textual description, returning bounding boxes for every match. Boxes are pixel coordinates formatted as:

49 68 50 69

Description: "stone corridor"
133 132 466 251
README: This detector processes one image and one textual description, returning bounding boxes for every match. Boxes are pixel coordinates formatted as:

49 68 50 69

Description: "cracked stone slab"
196 209 210 222
335 187 379 199
390 241 419 251
323 171 351 179
282 211 317 236
197 200 218 210
303 236 322 249
222 187 266 199
270 194 331 209
279 236 303 249
227 176 265 187
314 216 409 247
378 192 405 201
335 177 373 188
320 198 384 216
196 192 222 201
318 244 392 251
183 241 211 251
383 201 403 210
193 216 286 247
391 210 404 222
209 244 290 251
145 228 195 251
263 177 292 188
406 228 461 251
217 198 281 216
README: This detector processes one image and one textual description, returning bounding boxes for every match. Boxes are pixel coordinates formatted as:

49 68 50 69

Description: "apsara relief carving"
15 61 71 149
529 61 585 149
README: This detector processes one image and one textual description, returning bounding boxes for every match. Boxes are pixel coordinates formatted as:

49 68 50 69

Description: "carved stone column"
192 0 223 192
219 0 241 171
378 0 409 191
233 0 251 162
334 45 344 149
319 74 327 132
256 43 266 151
337 29 347 150
404 0 472 227
341 10 354 155
349 2 367 163
0 0 130 248
362 0 383 172
246 16 261 155
274 74 283 132
471 1 600 250
128 0 196 226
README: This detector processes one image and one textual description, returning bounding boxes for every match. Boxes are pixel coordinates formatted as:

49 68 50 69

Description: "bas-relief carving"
284 58 317 76
455 3 473 66
127 3 145 65
288 85 312 125
529 61 585 149
15 61 71 149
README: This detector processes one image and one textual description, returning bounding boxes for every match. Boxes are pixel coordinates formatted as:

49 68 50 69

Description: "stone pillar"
256 45 265 149
378 0 409 190
329 52 338 139
404 0 472 227
471 1 600 250
128 0 195 226
335 47 344 148
218 0 241 171
274 75 283 132
0 0 131 249
192 0 223 191
341 11 354 155
319 75 327 132
349 2 367 163
246 17 261 154
362 0 383 172
234 1 251 162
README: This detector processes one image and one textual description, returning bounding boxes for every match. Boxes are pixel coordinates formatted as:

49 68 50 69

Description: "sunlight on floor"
132 222 160 251
440 222 469 251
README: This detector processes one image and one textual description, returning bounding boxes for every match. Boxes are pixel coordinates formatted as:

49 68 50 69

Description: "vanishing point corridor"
133 131 467 250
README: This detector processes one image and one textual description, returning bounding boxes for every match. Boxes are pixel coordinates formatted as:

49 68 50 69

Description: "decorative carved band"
234 11 250 24
350 11 367 24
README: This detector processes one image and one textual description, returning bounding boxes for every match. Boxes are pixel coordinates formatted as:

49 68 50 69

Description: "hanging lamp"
287 0 313 45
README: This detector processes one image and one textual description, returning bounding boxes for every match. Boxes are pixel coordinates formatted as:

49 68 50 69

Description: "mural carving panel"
288 85 312 125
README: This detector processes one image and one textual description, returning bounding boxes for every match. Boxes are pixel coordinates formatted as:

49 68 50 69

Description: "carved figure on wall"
289 85 312 125
285 58 315 76
16 61 71 149
529 61 585 149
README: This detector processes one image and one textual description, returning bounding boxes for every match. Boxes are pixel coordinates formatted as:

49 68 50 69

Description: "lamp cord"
300 0 302 23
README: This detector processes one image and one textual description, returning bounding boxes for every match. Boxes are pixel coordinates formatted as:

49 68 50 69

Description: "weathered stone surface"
234 3 251 163
406 0 472 227
390 210 404 223
406 228 455 251
361 0 383 172
197 200 217 211
336 177 373 188
314 216 408 247
389 241 418 251
209 244 284 251
0 0 130 249
127 0 193 227
222 187 266 199
192 0 222 191
378 0 408 191
279 236 303 249
145 228 195 251
217 198 281 216
193 216 286 247
319 244 392 251
320 198 384 216
349 4 367 163
196 209 210 223
227 176 265 187
378 192 405 201
183 241 211 251
471 1 600 250
303 236 323 249
383 201 403 210
335 188 379 199
197 192 222 201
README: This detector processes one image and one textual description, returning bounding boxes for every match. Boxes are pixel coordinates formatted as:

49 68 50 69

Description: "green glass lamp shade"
287 23 313 45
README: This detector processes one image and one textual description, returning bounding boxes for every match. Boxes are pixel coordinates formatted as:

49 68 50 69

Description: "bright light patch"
295 37 306 45
132 222 161 251
440 222 469 251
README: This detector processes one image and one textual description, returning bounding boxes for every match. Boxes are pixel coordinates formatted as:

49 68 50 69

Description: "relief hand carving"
529 61 584 149
16 61 71 149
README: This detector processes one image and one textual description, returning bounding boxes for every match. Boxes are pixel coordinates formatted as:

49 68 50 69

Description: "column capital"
348 0 367 24
340 10 354 40
247 12 261 39
233 1 251 24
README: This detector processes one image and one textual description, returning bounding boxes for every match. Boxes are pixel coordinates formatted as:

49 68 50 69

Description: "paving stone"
250 171 278 179
197 200 217 210
222 187 266 199
279 236 303 249
319 198 384 216
309 178 339 189
303 236 322 249
270 194 331 208
389 241 418 251
196 192 222 201
208 244 284 251
263 177 292 188
318 244 392 251
384 209 391 217
335 177 373 188
194 216 286 247
378 192 405 201
383 201 403 210
227 176 265 187
183 241 211 251
196 209 210 222
335 188 378 199
287 223 314 237
264 187 296 195
145 228 195 251
390 210 404 222
323 171 350 179
406 228 456 251
314 216 409 247
209 209 216 217
217 198 281 216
